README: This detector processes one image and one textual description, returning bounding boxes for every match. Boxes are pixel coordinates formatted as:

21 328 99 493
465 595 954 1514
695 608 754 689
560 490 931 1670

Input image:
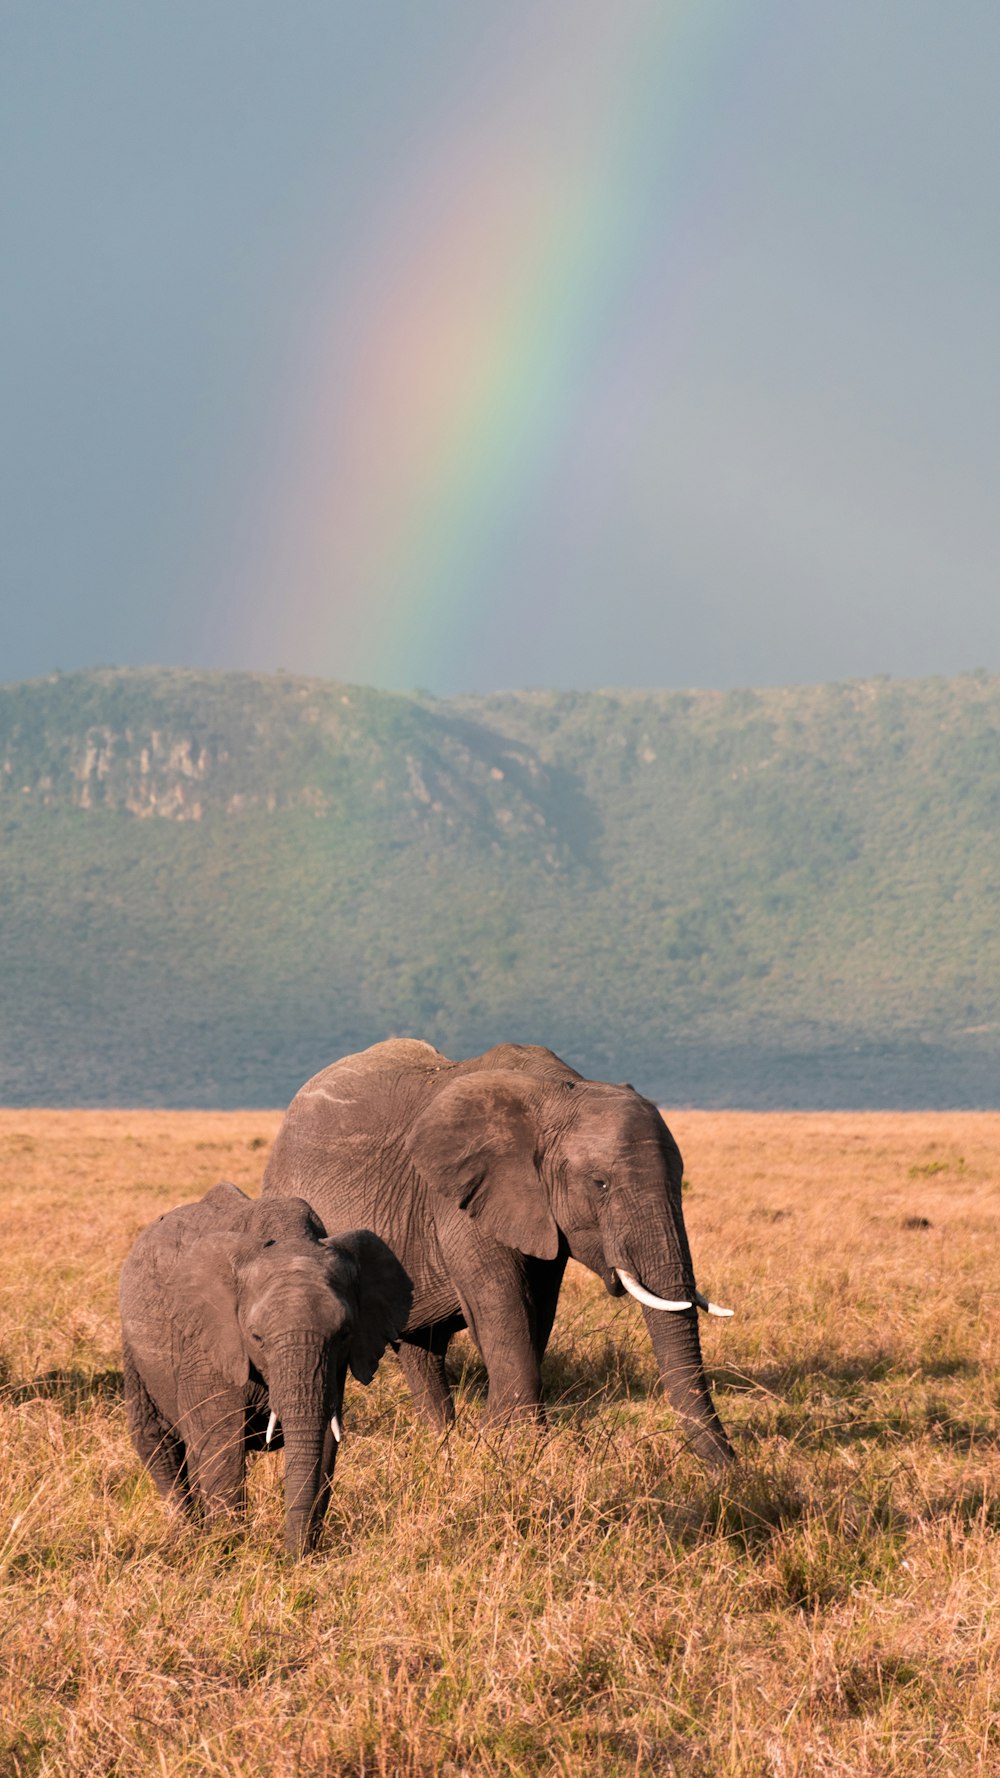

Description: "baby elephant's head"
186 1197 412 1554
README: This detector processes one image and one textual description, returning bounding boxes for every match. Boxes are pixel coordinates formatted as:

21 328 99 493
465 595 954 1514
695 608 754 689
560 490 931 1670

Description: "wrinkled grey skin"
262 1040 733 1467
119 1184 412 1555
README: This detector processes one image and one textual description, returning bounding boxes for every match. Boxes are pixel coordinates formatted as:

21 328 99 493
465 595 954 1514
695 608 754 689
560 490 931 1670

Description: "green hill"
1 668 996 1107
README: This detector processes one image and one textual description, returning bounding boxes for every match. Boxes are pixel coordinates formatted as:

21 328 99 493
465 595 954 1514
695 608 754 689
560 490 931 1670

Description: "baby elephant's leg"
123 1344 192 1513
180 1388 248 1519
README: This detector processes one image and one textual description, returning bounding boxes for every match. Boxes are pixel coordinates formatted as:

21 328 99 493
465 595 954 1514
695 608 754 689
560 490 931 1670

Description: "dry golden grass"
1 1108 997 1776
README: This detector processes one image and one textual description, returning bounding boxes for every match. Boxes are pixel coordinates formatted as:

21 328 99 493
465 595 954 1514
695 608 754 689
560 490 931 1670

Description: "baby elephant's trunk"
271 1337 339 1557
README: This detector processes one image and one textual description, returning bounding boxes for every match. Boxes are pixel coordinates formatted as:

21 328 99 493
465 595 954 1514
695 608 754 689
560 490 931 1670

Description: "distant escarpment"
1 668 997 1108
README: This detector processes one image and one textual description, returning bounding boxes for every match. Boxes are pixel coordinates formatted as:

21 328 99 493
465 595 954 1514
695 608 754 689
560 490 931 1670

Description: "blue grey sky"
2 1 998 694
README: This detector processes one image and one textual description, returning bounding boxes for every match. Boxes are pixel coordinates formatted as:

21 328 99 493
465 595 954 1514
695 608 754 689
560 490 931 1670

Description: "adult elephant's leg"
479 1304 545 1426
450 1244 545 1426
397 1322 458 1429
524 1249 568 1365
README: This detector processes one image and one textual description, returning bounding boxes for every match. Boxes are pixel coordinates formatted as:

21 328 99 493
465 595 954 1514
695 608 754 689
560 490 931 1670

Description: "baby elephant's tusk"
694 1289 734 1318
265 1410 279 1445
616 1269 691 1312
331 1413 342 1443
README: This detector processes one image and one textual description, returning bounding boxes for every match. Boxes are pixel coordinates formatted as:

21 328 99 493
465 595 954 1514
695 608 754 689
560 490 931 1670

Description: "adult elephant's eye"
250 1331 264 1344
592 1177 608 1193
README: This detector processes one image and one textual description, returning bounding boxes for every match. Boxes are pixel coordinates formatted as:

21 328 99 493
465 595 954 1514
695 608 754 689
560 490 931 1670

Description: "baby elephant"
120 1182 412 1555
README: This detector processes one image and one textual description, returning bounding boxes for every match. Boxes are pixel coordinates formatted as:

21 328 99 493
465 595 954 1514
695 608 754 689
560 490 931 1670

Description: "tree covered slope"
1 668 996 1107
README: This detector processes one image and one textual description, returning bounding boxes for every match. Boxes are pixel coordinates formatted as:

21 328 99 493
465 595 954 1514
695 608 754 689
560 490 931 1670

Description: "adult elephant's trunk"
602 1171 735 1468
642 1302 734 1468
270 1338 339 1557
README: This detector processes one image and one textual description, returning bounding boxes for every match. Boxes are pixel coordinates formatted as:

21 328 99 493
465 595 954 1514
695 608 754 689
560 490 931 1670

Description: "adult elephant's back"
264 1036 581 1233
263 1038 446 1247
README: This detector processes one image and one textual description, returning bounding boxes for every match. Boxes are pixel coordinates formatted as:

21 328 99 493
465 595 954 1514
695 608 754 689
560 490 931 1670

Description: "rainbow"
243 0 757 690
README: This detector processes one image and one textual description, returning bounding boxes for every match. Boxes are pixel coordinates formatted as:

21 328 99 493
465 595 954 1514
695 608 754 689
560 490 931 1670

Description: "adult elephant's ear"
329 1230 414 1384
404 1071 559 1260
172 1234 249 1389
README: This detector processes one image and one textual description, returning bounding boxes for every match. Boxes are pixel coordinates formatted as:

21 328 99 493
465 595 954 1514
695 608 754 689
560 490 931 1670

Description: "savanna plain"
1 1109 997 1777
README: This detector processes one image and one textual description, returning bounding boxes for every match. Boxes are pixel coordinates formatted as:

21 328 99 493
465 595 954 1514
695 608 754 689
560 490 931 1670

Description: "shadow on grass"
542 1341 652 1409
932 1483 1000 1529
447 1341 987 1453
924 1409 999 1452
744 1399 998 1456
445 1340 654 1417
3 1367 124 1412
712 1351 980 1395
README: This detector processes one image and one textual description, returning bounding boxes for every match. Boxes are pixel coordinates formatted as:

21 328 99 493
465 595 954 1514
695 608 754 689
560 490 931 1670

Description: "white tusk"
265 1410 278 1446
694 1289 734 1318
616 1269 691 1312
330 1413 342 1443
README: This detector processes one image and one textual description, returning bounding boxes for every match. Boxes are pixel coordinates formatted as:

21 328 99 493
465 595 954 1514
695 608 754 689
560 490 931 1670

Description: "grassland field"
0 1109 997 1776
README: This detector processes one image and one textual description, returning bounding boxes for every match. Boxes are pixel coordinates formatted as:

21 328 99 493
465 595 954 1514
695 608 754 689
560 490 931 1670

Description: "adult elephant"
120 1184 412 1555
263 1039 734 1467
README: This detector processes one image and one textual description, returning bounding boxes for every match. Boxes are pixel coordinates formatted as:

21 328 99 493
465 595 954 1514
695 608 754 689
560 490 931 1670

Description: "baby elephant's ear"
173 1234 250 1389
328 1230 413 1385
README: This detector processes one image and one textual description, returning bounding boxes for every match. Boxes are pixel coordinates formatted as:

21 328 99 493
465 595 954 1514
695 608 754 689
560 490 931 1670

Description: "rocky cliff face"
3 724 213 819
0 669 573 860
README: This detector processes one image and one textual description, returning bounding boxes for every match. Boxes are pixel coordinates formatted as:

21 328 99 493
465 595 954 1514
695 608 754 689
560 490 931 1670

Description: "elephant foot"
482 1395 547 1433
159 1489 200 1529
